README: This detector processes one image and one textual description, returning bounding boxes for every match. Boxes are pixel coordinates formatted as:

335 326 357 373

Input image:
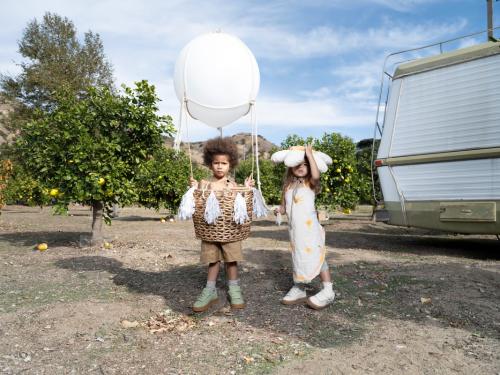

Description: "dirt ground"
0 205 499 375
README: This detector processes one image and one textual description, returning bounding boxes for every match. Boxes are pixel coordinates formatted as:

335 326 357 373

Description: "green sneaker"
192 287 218 313
228 285 245 309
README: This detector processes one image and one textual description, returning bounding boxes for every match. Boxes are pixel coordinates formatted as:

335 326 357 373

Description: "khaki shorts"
200 240 243 263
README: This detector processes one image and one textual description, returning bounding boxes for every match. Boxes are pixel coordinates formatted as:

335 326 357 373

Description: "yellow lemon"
103 242 112 249
160 218 166 223
325 187 330 192
37 243 48 251
98 177 105 186
49 188 59 197
343 208 352 214
336 168 341 173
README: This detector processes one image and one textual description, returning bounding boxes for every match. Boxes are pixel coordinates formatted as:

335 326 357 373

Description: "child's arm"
190 177 198 188
244 175 255 188
305 144 320 188
274 191 286 215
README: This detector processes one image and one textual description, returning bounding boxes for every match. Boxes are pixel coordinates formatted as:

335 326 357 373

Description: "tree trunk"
91 201 104 246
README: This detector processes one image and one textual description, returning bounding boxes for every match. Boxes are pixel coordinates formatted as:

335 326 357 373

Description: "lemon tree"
235 157 285 205
135 147 209 212
14 80 174 244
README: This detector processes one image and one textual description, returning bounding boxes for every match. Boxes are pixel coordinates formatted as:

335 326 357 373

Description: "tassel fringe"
204 191 221 224
233 192 250 224
252 188 268 218
178 187 195 220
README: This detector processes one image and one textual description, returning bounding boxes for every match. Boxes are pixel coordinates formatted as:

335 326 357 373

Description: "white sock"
206 280 216 291
322 281 333 292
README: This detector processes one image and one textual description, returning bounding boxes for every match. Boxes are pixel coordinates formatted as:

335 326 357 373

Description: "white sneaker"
307 288 335 310
281 286 307 305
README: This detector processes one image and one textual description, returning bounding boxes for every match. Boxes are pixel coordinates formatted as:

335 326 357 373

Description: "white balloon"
174 32 260 128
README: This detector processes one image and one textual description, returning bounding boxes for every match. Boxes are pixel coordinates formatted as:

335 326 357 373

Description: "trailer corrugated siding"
378 53 500 158
382 158 500 201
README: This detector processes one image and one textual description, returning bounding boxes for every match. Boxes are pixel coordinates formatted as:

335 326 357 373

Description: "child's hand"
274 206 285 215
244 175 255 188
305 143 314 156
189 177 198 188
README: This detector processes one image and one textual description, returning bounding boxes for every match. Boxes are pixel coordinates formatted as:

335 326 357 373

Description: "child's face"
211 154 231 179
292 161 309 178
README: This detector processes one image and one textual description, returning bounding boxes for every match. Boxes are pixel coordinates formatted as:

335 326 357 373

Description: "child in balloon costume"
271 144 336 309
182 137 255 312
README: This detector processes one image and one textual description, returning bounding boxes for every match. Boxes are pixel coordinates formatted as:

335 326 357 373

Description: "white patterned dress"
285 183 326 283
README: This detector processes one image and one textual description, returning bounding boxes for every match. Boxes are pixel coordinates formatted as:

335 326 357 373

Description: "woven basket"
192 187 253 243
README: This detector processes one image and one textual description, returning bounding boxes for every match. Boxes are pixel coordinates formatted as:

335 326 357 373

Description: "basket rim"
195 186 252 192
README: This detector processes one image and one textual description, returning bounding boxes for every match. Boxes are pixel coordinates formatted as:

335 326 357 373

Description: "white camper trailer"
375 41 500 234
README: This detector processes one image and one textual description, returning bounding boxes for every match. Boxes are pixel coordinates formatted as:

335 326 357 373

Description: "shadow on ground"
1 231 88 248
251 223 500 261
55 248 500 347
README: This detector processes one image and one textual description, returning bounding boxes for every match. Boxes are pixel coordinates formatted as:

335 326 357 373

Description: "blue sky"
1 0 498 145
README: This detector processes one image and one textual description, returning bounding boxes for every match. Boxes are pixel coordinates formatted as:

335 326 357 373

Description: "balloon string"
184 99 194 178
251 104 255 179
174 96 185 151
252 103 262 191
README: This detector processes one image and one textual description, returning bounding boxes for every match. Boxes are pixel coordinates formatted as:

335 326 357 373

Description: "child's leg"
319 261 332 283
220 242 245 308
225 261 238 281
225 261 245 308
319 261 333 291
207 261 221 282
307 261 335 310
193 242 222 312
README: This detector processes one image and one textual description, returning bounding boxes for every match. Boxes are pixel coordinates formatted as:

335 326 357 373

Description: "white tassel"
233 192 249 224
252 188 268 218
178 187 195 220
276 212 282 226
204 191 221 224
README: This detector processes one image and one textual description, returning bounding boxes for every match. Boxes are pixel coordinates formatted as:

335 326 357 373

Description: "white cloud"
368 0 442 12
0 0 479 145
172 94 375 142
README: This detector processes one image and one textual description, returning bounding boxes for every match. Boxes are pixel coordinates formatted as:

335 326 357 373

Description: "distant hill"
164 133 278 165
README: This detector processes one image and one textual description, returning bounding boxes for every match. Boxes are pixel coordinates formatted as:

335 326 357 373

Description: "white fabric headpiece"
270 146 332 173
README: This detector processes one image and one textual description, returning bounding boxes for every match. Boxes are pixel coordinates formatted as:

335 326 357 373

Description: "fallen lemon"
49 188 59 197
160 218 166 223
37 243 48 251
343 208 352 214
103 242 112 249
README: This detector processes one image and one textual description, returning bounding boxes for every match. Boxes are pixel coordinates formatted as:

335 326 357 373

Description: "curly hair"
203 137 239 169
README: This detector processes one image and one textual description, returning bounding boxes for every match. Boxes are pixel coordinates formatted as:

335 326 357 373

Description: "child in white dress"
272 144 335 309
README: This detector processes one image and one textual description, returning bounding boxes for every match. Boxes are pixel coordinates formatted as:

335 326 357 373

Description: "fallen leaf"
420 297 432 304
243 356 255 364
